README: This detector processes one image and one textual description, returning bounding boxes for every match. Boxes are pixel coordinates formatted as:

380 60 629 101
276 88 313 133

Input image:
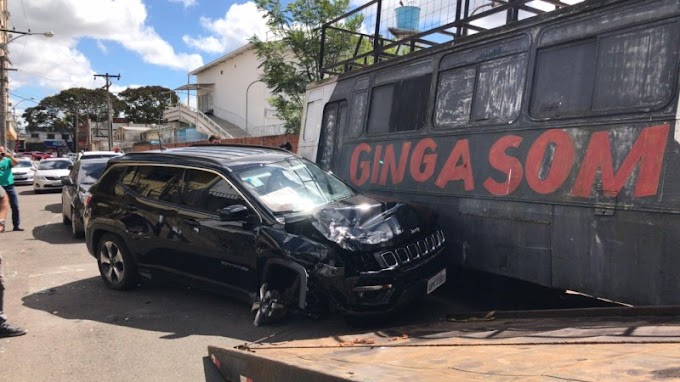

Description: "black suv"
84 145 447 325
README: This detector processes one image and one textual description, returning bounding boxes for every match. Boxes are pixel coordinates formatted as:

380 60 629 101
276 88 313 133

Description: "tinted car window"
97 165 126 195
79 161 108 185
37 160 71 170
182 169 245 214
135 166 183 201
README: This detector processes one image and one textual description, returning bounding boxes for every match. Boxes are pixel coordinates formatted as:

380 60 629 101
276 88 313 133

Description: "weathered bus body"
298 0 680 305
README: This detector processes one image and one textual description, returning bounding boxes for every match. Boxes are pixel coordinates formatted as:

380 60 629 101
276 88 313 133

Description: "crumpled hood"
301 194 432 252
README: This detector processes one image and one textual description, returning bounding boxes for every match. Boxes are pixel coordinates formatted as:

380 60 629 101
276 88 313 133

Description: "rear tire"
71 210 84 238
96 233 138 290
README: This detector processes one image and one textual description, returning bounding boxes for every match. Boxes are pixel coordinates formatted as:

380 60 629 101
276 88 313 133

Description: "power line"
94 73 120 151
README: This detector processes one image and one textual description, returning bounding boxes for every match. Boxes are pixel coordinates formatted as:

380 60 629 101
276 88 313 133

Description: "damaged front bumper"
317 236 448 317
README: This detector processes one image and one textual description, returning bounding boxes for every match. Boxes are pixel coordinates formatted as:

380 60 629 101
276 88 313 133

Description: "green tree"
251 0 362 134
23 88 124 152
118 86 179 124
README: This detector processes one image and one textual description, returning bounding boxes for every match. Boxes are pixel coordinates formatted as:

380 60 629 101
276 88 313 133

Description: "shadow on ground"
21 275 364 343
44 202 62 214
31 222 81 245
20 266 626 346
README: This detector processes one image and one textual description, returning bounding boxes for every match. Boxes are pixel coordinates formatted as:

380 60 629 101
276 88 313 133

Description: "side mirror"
67 165 73 171
61 178 74 186
219 204 249 221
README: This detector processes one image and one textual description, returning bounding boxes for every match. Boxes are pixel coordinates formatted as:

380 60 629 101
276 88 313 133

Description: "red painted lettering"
410 138 438 182
379 142 412 185
483 135 523 196
525 129 575 195
371 145 383 184
571 124 669 198
349 143 371 186
435 139 474 190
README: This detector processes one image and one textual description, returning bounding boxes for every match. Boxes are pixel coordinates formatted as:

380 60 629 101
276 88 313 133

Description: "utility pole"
94 73 120 150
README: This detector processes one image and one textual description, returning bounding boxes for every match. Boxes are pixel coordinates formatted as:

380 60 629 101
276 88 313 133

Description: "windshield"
15 160 33 168
37 160 71 170
235 157 355 214
78 162 108 185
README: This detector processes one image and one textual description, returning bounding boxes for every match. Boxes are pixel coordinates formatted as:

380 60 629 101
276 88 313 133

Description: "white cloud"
169 0 198 8
183 2 268 54
7 0 203 94
96 40 109 54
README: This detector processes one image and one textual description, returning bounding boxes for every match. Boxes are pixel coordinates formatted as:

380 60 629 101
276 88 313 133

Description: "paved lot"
0 185 485 382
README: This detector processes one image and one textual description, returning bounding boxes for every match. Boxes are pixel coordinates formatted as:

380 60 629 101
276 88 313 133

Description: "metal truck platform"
208 306 680 381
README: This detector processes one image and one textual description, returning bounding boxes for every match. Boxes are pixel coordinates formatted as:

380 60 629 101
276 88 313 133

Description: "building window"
47 134 55 139
62 134 69 140
30 133 39 138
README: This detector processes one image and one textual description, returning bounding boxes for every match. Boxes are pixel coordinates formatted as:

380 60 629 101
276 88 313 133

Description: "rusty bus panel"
300 0 680 305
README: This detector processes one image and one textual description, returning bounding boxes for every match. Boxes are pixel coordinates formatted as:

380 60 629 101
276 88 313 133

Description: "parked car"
19 152 33 159
64 152 78 161
11 159 37 185
31 151 53 161
61 157 111 238
33 158 73 193
77 150 124 160
84 145 446 326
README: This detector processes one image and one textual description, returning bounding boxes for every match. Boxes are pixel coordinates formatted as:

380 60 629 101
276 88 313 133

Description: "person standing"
0 185 27 337
208 135 221 144
0 146 22 231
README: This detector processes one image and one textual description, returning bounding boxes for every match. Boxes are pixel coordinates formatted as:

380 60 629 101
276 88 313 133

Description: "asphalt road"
0 185 613 381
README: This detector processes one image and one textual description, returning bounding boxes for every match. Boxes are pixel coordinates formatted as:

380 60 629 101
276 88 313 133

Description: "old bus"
297 0 680 305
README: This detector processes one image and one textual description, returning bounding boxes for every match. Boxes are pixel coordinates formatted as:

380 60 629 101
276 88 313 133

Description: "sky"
6 0 272 115
5 0 582 119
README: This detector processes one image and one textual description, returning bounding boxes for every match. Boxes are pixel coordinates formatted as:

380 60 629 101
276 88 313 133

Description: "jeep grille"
374 230 445 270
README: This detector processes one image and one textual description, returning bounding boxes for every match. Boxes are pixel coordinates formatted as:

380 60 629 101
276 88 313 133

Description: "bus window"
348 92 367 138
434 66 475 126
317 101 347 170
434 54 526 128
531 22 678 119
303 99 323 142
593 23 677 111
472 54 526 123
367 73 432 134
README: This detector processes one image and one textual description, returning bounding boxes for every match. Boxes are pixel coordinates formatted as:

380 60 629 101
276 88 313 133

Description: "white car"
11 159 36 185
33 158 73 193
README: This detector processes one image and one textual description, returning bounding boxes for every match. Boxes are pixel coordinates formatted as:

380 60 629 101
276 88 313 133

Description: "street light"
0 29 55 147
11 96 35 135
245 80 264 137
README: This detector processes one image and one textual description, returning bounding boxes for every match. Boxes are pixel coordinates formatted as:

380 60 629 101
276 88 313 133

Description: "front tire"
252 283 287 326
96 233 138 290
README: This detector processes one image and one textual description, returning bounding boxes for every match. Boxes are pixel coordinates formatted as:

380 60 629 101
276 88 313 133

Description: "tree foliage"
23 85 178 151
118 86 179 124
23 88 124 152
251 0 362 134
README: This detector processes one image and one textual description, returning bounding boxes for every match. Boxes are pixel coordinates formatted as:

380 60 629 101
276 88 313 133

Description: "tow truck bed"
208 306 680 381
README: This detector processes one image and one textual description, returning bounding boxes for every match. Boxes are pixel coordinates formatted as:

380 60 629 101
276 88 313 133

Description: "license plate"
427 269 446 294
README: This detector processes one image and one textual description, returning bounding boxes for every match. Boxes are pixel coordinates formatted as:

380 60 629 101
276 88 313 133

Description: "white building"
168 43 285 138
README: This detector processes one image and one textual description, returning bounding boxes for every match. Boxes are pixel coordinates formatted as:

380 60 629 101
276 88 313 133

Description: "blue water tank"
395 6 420 31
